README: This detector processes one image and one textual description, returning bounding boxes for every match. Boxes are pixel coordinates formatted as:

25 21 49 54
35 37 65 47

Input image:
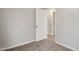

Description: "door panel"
36 8 47 41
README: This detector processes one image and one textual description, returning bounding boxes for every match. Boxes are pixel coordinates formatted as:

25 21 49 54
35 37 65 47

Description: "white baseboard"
0 40 35 51
55 41 78 51
47 33 55 36
1 39 77 51
36 38 47 41
48 33 53 35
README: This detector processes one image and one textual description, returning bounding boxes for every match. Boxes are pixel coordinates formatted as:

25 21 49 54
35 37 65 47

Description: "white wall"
0 8 36 50
56 8 79 50
47 9 55 35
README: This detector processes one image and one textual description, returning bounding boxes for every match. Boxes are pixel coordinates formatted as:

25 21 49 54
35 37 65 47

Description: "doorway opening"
47 9 56 42
36 8 56 42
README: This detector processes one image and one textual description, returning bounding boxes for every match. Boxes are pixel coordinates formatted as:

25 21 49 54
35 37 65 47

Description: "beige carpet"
6 35 72 51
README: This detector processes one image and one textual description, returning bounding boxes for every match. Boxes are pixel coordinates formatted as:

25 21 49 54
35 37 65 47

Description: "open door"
36 8 47 41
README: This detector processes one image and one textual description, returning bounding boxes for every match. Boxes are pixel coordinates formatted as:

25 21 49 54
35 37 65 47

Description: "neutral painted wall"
0 8 36 50
56 8 79 50
47 9 55 35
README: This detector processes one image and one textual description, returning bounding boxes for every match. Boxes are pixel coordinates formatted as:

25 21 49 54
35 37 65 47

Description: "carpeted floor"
6 35 72 51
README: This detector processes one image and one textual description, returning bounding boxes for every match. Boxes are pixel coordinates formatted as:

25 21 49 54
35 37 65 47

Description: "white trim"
36 39 47 41
47 33 54 36
0 40 35 51
55 41 78 51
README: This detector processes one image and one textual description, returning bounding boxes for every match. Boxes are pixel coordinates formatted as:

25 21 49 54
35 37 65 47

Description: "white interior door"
36 8 47 41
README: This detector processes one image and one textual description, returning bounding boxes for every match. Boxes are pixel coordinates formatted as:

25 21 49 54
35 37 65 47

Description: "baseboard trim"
55 41 78 51
47 33 55 36
47 33 53 36
36 38 47 41
0 40 35 51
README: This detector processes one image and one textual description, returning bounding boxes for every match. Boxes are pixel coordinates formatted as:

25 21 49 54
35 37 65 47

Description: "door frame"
53 11 56 39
